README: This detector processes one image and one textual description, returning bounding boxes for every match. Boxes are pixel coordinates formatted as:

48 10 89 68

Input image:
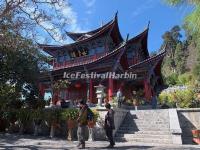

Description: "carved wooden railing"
53 52 108 70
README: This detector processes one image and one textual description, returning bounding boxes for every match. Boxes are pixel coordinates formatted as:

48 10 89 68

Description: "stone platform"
0 134 200 150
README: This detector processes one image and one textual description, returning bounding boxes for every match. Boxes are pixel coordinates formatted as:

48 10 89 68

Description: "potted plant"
191 128 200 144
3 109 18 133
87 109 99 141
17 108 33 134
0 110 8 132
61 108 78 140
44 108 61 138
66 108 78 141
87 109 99 128
32 109 44 136
67 108 78 127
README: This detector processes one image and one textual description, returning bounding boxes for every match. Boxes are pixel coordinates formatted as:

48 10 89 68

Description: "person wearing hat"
104 103 115 148
77 100 88 149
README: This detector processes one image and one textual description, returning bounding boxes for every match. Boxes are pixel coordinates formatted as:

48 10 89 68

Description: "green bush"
60 108 79 121
159 89 197 108
177 73 193 85
17 108 33 125
164 73 178 86
43 108 62 125
91 109 100 122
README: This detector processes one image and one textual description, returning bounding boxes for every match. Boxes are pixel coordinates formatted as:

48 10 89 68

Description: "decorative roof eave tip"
115 11 118 18
126 34 129 42
112 11 118 23
147 20 150 29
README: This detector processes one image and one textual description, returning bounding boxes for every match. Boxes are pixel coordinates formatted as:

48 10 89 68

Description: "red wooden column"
39 83 45 98
108 78 113 101
89 79 93 103
143 79 152 101
53 90 59 105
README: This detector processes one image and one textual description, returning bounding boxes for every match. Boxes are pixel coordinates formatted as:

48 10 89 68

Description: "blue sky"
61 0 192 53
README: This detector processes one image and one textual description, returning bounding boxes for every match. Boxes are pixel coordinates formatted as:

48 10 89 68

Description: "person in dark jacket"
104 103 115 148
77 100 88 149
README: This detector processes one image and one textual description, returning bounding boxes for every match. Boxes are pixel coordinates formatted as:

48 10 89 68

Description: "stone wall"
177 108 200 144
29 108 128 141
169 109 182 144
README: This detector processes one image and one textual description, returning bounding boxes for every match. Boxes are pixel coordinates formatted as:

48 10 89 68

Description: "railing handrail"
53 52 107 70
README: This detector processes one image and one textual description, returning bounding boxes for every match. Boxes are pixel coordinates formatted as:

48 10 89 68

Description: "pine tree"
174 43 186 74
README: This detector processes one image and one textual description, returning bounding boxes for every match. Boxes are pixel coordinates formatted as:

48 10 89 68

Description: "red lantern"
75 83 81 88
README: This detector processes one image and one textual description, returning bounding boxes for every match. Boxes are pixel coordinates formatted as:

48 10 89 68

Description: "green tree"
0 31 42 108
0 1 74 109
165 0 200 80
160 25 183 78
174 43 186 74
0 0 72 42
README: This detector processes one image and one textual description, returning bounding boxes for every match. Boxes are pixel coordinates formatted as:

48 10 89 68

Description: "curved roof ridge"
66 15 116 41
128 51 166 69
126 27 148 44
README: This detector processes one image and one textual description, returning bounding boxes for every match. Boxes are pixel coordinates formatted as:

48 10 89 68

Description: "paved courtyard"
0 134 200 150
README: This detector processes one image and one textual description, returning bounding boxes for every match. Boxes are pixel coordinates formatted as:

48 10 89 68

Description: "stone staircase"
115 109 173 144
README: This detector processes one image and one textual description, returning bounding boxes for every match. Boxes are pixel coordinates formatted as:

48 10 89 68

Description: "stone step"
123 118 169 122
136 130 171 134
133 115 168 117
117 130 171 135
119 127 170 131
115 133 172 139
124 118 169 123
133 116 168 119
121 123 169 128
123 120 169 125
115 137 172 144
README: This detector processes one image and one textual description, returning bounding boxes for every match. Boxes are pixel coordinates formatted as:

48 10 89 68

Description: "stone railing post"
169 109 182 144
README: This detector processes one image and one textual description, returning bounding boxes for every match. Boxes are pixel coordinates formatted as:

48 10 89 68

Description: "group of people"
77 100 115 149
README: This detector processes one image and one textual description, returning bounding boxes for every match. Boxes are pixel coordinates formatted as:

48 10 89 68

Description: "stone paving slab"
0 134 200 150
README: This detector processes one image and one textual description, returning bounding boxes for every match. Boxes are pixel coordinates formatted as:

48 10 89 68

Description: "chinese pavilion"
39 13 166 104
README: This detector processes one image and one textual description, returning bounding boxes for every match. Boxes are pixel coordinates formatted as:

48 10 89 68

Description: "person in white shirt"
116 89 122 108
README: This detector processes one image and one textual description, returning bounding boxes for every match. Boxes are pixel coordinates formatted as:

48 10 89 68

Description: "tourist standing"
116 88 122 108
77 100 88 149
104 103 115 148
151 92 158 109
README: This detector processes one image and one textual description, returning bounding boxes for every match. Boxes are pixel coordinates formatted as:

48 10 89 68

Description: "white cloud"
52 1 88 44
132 0 157 18
83 0 96 8
82 0 96 15
86 10 93 15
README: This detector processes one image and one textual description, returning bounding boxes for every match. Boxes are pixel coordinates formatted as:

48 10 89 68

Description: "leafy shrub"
91 109 100 122
164 73 178 86
177 73 193 85
43 108 62 125
159 89 197 108
60 108 79 120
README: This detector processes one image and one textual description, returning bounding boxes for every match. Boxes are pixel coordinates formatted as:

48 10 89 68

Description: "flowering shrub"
53 79 70 91
91 109 100 122
67 109 79 120
159 89 197 108
61 109 79 120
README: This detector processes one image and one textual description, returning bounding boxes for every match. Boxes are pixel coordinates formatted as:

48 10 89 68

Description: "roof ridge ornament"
115 11 118 19
147 21 150 29
126 34 129 42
